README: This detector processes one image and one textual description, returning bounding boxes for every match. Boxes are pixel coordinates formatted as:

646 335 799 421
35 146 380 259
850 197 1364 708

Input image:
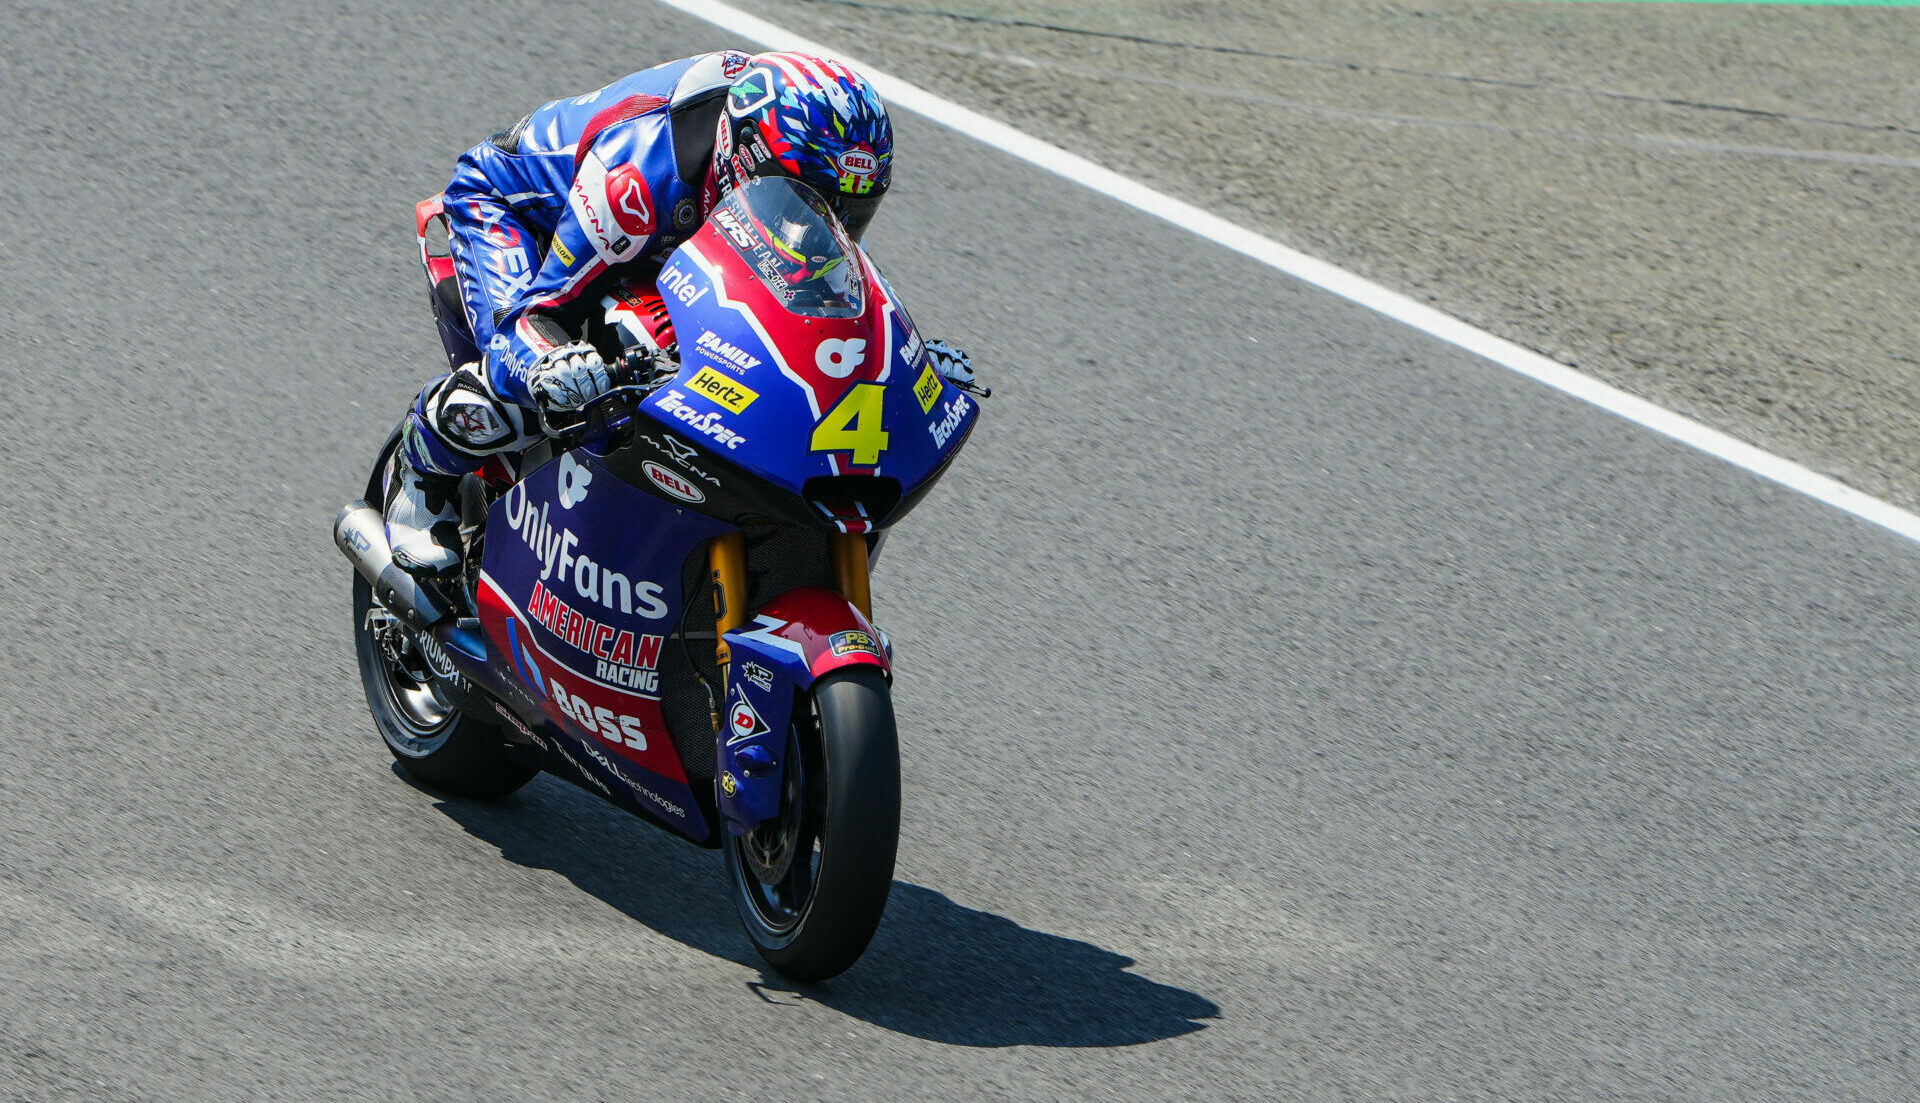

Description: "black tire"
725 667 900 982
353 571 536 800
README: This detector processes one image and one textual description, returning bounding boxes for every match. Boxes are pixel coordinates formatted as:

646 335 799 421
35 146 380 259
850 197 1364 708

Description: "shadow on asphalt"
423 769 1218 1048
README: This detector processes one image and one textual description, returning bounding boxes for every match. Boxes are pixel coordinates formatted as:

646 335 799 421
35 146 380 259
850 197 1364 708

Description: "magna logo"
604 163 655 238
687 366 758 413
642 460 705 504
838 149 877 178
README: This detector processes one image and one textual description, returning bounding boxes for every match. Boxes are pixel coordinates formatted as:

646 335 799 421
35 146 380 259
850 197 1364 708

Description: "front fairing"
618 177 977 533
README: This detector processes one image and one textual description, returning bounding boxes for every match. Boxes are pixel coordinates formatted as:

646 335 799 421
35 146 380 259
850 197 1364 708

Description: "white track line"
657 0 1920 546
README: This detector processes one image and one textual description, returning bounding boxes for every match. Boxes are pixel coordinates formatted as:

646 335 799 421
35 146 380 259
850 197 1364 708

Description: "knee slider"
428 366 524 453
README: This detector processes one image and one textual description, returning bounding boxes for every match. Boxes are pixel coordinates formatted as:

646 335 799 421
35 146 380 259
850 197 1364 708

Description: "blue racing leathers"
401 49 751 477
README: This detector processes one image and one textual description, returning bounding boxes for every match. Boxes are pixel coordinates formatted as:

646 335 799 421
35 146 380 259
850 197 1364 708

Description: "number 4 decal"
810 382 889 465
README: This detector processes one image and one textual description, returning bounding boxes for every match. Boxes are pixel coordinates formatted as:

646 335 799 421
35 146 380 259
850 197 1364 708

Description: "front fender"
716 587 891 836
723 587 891 690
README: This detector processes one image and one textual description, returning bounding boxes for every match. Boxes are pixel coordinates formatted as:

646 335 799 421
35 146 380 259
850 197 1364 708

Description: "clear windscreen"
710 176 865 319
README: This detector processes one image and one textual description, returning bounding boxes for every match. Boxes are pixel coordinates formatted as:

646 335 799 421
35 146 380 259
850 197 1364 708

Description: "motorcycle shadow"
421 770 1218 1048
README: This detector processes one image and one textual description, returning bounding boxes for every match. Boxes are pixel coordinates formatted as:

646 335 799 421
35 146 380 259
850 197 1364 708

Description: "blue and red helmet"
712 52 893 240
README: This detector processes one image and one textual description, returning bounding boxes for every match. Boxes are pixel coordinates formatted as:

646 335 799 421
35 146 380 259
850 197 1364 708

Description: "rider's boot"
382 445 464 577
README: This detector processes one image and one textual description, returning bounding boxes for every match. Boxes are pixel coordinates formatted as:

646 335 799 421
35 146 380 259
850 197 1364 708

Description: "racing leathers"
383 50 972 576
385 51 751 574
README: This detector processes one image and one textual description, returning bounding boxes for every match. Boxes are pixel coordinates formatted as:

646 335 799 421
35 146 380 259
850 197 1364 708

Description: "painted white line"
656 0 1920 546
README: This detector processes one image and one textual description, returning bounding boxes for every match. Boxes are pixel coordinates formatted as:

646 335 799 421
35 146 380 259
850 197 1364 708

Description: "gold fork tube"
709 532 747 676
832 533 872 621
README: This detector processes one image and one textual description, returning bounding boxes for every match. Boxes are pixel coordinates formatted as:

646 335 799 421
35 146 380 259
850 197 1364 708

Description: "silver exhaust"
333 501 448 629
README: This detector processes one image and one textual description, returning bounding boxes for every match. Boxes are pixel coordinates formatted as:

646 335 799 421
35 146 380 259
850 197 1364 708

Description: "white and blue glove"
528 342 613 413
924 338 973 386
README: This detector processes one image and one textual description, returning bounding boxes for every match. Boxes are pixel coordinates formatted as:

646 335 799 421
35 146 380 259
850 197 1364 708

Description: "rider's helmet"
712 51 893 241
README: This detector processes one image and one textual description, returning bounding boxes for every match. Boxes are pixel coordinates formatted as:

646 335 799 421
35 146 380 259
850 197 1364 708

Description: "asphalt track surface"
3 2 1917 1100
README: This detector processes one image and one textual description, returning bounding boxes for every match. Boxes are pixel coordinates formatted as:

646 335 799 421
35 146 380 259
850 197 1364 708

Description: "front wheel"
353 572 536 800
725 667 900 982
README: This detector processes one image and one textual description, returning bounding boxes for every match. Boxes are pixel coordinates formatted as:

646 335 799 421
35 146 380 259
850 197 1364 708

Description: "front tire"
353 571 535 800
725 667 900 982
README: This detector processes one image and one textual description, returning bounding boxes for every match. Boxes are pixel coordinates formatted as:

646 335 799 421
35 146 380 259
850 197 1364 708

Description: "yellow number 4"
810 382 889 466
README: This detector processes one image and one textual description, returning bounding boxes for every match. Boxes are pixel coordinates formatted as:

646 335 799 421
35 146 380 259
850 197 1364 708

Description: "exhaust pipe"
333 501 448 629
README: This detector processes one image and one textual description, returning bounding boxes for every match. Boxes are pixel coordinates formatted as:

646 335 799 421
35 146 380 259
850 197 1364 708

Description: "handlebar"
533 346 672 445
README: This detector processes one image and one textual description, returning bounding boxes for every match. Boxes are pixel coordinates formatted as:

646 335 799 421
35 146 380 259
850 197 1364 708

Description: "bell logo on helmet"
837 149 876 178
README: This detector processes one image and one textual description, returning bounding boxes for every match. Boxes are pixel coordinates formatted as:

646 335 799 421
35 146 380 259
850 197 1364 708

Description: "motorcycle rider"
384 49 974 576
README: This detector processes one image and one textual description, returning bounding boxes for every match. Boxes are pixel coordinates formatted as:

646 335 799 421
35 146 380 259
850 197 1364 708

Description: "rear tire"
353 571 535 800
725 667 900 982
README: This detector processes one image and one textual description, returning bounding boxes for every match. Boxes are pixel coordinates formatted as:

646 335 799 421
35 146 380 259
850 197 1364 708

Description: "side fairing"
476 448 731 840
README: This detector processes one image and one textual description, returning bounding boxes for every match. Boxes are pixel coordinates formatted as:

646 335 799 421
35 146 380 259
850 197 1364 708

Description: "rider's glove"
924 339 973 386
528 342 613 412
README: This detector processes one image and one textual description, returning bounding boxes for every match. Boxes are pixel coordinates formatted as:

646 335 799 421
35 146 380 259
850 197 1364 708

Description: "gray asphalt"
3 1 1917 1100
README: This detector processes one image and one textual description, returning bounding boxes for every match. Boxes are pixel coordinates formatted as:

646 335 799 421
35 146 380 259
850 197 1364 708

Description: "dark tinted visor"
829 189 885 241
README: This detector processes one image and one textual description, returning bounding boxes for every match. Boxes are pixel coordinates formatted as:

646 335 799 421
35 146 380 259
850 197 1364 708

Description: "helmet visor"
827 189 884 242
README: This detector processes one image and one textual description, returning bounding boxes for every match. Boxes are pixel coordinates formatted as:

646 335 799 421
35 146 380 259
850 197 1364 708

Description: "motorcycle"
334 175 982 981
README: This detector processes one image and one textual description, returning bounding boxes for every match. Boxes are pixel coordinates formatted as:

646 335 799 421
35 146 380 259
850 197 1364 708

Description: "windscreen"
710 176 865 319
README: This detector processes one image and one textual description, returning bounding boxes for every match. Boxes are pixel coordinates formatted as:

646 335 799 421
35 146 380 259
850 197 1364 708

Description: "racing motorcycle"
334 175 981 981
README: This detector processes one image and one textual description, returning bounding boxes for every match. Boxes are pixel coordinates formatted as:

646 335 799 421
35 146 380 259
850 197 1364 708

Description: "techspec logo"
929 392 971 447
655 390 747 449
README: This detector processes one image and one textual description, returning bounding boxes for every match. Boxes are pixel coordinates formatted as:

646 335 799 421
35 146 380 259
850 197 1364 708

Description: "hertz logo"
686 366 758 414
914 363 943 414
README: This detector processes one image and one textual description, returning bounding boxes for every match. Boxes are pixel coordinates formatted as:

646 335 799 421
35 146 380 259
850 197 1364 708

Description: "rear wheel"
725 667 899 982
353 571 535 800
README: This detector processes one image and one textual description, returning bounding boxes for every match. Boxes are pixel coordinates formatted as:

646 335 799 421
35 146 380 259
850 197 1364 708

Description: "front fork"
707 530 873 710
710 534 884 835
